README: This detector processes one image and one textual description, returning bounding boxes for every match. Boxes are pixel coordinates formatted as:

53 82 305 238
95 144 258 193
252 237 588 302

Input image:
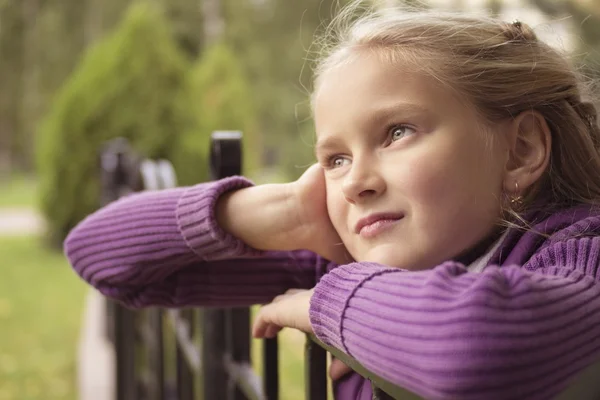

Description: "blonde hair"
312 2 600 213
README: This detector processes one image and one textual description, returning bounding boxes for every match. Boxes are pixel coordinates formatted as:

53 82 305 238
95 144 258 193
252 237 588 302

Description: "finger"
252 309 271 338
252 317 282 339
271 292 292 303
270 289 303 304
252 317 268 338
264 324 283 338
284 288 305 295
329 359 353 381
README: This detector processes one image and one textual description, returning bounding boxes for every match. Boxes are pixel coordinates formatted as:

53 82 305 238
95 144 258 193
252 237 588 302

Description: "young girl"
64 4 600 400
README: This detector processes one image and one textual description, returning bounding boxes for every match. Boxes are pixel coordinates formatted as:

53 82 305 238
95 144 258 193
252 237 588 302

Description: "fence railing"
99 133 332 400
98 134 600 400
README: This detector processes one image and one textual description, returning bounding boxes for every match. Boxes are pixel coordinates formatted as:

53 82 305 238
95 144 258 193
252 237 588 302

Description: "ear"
503 110 551 195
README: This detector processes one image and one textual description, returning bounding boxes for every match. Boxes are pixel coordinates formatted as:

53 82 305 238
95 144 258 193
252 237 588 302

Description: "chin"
356 245 438 271
358 248 410 269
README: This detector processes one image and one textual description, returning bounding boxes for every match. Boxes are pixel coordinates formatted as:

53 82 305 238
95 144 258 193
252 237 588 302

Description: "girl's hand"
253 287 355 381
252 289 313 338
216 164 351 264
290 164 352 265
329 359 354 381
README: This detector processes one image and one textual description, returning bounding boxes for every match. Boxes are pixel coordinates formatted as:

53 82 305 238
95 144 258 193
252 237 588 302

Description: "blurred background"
1 0 599 399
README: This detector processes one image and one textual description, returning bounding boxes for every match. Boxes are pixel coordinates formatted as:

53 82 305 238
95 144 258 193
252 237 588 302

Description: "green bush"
37 2 205 246
187 42 260 176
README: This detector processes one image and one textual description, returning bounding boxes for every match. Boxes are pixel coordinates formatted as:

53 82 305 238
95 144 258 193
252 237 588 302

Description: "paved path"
0 208 44 236
78 291 114 400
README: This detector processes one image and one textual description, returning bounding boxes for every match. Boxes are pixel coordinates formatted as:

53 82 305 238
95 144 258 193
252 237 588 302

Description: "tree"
187 42 260 175
37 2 202 245
221 0 356 180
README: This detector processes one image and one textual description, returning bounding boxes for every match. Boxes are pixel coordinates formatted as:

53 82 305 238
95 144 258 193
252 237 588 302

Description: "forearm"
310 260 600 400
66 177 261 287
99 250 322 309
216 182 300 252
65 176 324 308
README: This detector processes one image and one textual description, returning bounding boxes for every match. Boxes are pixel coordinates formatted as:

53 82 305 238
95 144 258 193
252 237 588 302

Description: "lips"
355 212 404 234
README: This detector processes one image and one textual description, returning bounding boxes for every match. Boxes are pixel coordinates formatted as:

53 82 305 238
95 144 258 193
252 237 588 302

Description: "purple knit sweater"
64 176 600 400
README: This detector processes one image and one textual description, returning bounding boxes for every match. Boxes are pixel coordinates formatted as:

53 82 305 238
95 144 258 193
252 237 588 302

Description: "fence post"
99 138 143 400
202 131 245 400
263 337 279 400
174 309 194 400
227 308 252 399
305 337 327 400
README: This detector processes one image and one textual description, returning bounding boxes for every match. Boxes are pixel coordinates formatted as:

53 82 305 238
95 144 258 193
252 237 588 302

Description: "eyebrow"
315 136 343 158
368 102 431 125
315 102 432 157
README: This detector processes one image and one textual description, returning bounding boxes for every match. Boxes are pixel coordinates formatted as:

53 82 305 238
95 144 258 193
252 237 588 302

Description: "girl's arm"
310 238 600 400
64 176 330 308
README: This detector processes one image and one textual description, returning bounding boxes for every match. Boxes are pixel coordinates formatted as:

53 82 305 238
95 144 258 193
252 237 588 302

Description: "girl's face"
313 54 508 270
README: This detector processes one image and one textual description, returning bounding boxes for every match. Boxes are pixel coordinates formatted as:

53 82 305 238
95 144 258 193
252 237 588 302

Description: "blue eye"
390 125 416 141
331 156 350 168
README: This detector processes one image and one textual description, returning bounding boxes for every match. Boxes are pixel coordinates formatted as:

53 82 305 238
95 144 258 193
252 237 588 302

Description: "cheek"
326 182 346 231
398 146 502 217
396 155 459 202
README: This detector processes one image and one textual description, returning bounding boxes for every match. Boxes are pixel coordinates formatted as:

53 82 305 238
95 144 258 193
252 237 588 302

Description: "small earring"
510 181 523 207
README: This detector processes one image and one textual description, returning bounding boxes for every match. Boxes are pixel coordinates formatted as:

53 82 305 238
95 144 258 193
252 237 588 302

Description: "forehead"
313 53 465 135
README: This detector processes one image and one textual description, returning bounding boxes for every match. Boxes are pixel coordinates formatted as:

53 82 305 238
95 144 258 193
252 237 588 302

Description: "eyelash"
324 123 416 169
387 123 416 143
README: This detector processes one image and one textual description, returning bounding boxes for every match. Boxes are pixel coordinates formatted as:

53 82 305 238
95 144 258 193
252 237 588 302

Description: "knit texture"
64 178 600 400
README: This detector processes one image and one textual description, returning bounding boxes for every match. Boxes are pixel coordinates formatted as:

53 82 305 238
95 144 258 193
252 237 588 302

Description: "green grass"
0 235 87 400
0 175 38 208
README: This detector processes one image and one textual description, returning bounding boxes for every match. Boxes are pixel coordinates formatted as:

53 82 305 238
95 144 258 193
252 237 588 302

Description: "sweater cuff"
176 176 263 260
309 263 394 354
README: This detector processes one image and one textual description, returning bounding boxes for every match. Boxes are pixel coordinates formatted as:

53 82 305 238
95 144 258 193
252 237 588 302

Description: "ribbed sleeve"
64 177 320 308
310 239 600 400
176 176 264 260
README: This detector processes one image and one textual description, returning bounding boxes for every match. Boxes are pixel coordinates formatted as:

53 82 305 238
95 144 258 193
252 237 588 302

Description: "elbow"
63 223 89 280
64 220 100 281
96 284 149 309
63 220 128 292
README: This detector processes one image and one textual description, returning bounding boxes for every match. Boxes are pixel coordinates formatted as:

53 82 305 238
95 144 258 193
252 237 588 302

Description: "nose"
341 157 386 204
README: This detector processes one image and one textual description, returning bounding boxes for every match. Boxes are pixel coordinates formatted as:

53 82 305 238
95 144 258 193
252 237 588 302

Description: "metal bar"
166 310 202 371
176 309 195 400
100 140 128 346
372 386 393 400
203 131 243 400
202 308 228 399
223 357 266 400
263 338 279 400
146 309 165 400
555 357 600 400
100 139 143 400
308 335 422 400
304 335 327 400
115 305 138 400
227 308 252 399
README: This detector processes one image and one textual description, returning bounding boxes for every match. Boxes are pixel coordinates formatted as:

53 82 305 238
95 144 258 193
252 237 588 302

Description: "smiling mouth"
355 213 404 238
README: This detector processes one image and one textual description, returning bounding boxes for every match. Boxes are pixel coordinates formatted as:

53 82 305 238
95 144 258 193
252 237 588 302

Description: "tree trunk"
18 0 40 172
0 0 25 177
202 0 224 46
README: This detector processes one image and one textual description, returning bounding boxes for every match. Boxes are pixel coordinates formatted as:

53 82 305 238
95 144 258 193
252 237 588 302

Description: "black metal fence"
99 133 333 400
98 134 600 400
